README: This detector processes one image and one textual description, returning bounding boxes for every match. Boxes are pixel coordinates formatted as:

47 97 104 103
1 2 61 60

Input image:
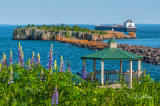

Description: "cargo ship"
95 19 137 32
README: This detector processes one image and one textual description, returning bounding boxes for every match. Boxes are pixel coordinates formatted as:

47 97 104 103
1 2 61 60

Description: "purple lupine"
9 50 13 65
17 44 24 66
2 53 7 66
36 53 40 65
59 55 65 72
67 61 71 72
47 44 53 70
82 62 87 80
52 85 58 105
31 52 36 66
2 54 7 65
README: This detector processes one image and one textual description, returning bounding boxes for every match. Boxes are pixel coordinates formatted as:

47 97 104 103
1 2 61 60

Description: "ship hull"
95 26 137 32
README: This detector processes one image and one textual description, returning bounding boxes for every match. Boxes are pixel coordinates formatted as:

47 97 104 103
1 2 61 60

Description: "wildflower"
40 69 45 81
95 91 97 94
82 62 87 80
36 53 40 65
17 43 24 66
52 85 59 105
27 59 31 70
0 64 1 71
9 50 13 65
79 83 81 86
67 61 71 72
54 60 57 71
73 83 75 85
47 44 53 70
8 66 13 84
2 53 7 66
59 55 65 72
31 51 35 66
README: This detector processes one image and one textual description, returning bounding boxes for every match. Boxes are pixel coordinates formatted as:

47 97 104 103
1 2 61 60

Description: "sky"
0 0 160 25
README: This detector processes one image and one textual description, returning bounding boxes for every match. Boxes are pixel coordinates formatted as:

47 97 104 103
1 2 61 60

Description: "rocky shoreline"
13 27 136 41
55 36 160 65
12 27 160 65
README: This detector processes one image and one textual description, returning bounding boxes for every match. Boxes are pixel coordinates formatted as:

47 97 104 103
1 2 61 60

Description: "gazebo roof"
107 38 117 43
81 48 143 60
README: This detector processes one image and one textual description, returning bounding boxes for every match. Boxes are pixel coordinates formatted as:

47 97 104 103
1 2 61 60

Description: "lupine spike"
9 50 13 65
19 42 20 49
0 64 1 71
8 66 13 84
59 55 65 72
54 60 57 70
68 61 71 72
47 44 53 70
18 44 24 66
28 58 31 70
37 53 40 65
82 62 87 80
31 51 35 66
2 53 7 66
52 85 59 105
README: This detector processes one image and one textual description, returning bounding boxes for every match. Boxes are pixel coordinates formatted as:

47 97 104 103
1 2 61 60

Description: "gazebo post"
129 60 133 88
138 59 141 78
93 59 96 79
120 60 122 81
101 60 104 85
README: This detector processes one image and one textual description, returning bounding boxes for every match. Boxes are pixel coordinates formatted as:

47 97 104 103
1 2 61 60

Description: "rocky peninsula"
12 25 160 65
13 25 136 41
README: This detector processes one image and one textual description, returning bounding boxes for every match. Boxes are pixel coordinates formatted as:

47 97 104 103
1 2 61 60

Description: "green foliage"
0 64 159 105
22 24 108 36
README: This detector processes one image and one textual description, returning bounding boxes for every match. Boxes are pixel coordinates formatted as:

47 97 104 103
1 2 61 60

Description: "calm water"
0 24 160 81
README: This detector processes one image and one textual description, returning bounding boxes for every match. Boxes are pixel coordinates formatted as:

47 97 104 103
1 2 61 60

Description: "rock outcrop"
55 36 160 65
13 27 136 41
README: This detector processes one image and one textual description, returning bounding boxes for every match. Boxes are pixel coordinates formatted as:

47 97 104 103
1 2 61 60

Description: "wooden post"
120 60 122 81
101 60 104 85
138 60 141 78
129 60 132 88
93 60 96 79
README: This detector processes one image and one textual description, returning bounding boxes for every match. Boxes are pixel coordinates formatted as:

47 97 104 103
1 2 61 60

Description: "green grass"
0 64 159 105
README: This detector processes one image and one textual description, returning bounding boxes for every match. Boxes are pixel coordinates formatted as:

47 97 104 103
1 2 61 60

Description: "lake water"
0 24 160 81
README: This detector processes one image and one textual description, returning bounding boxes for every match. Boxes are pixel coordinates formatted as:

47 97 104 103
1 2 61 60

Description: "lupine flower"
0 64 1 71
2 53 7 66
54 60 57 71
82 62 87 80
8 66 13 84
59 55 65 72
28 59 31 70
17 43 24 66
40 69 45 81
67 61 71 72
52 85 59 105
47 44 53 70
31 51 36 66
9 50 13 65
36 53 40 65
91 72 94 81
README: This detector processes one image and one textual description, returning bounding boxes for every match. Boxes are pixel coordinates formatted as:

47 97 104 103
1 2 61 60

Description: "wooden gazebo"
81 38 143 88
